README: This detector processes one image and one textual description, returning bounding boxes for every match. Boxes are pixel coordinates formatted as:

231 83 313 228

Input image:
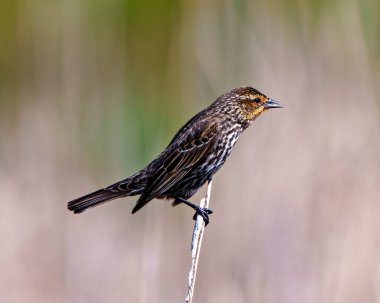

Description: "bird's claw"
192 207 213 226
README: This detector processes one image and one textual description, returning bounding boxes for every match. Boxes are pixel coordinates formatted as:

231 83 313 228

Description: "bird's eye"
253 97 261 103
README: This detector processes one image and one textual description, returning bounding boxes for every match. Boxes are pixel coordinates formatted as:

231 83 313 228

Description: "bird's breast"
204 124 243 174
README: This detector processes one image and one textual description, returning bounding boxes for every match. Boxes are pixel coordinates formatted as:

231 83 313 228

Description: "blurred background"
1 0 380 302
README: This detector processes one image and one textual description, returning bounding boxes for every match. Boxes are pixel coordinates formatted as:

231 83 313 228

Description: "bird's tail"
68 170 149 214
67 188 124 214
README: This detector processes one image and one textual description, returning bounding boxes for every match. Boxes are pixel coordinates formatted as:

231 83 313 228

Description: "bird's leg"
175 197 213 226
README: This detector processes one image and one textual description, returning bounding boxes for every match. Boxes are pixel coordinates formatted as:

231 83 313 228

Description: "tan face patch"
243 93 268 103
247 106 265 120
237 92 269 122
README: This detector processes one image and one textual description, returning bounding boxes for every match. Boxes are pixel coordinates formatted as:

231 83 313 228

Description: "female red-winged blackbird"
68 86 282 224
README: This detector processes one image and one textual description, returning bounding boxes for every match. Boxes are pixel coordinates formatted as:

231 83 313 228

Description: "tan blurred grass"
1 0 380 302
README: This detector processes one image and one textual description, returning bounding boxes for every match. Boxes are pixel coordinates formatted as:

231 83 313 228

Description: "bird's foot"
174 197 213 226
192 207 213 226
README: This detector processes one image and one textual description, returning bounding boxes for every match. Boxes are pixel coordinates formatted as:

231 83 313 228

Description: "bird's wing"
131 119 219 213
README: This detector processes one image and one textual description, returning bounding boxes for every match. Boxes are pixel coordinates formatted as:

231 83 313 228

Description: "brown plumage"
67 86 282 224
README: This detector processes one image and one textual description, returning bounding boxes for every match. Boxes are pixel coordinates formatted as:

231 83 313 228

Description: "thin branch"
185 181 213 303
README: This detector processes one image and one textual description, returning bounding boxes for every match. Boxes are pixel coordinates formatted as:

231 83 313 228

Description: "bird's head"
216 86 282 127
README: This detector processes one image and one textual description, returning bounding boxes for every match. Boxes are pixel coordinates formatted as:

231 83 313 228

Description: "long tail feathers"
68 171 150 214
68 189 124 214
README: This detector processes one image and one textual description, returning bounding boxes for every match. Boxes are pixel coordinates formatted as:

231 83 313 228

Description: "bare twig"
185 181 213 303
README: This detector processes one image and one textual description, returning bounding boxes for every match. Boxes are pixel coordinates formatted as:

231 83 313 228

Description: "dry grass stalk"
185 181 213 303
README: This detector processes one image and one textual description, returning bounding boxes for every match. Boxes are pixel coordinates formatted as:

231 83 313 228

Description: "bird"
68 86 282 225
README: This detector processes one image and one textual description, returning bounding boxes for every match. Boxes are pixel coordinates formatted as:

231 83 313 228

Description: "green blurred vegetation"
1 0 379 169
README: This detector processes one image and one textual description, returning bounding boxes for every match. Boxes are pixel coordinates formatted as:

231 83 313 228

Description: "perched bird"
68 86 282 225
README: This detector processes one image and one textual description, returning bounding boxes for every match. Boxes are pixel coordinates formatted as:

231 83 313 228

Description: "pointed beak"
263 98 283 109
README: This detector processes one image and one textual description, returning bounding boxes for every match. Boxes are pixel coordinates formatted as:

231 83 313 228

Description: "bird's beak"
263 99 283 109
